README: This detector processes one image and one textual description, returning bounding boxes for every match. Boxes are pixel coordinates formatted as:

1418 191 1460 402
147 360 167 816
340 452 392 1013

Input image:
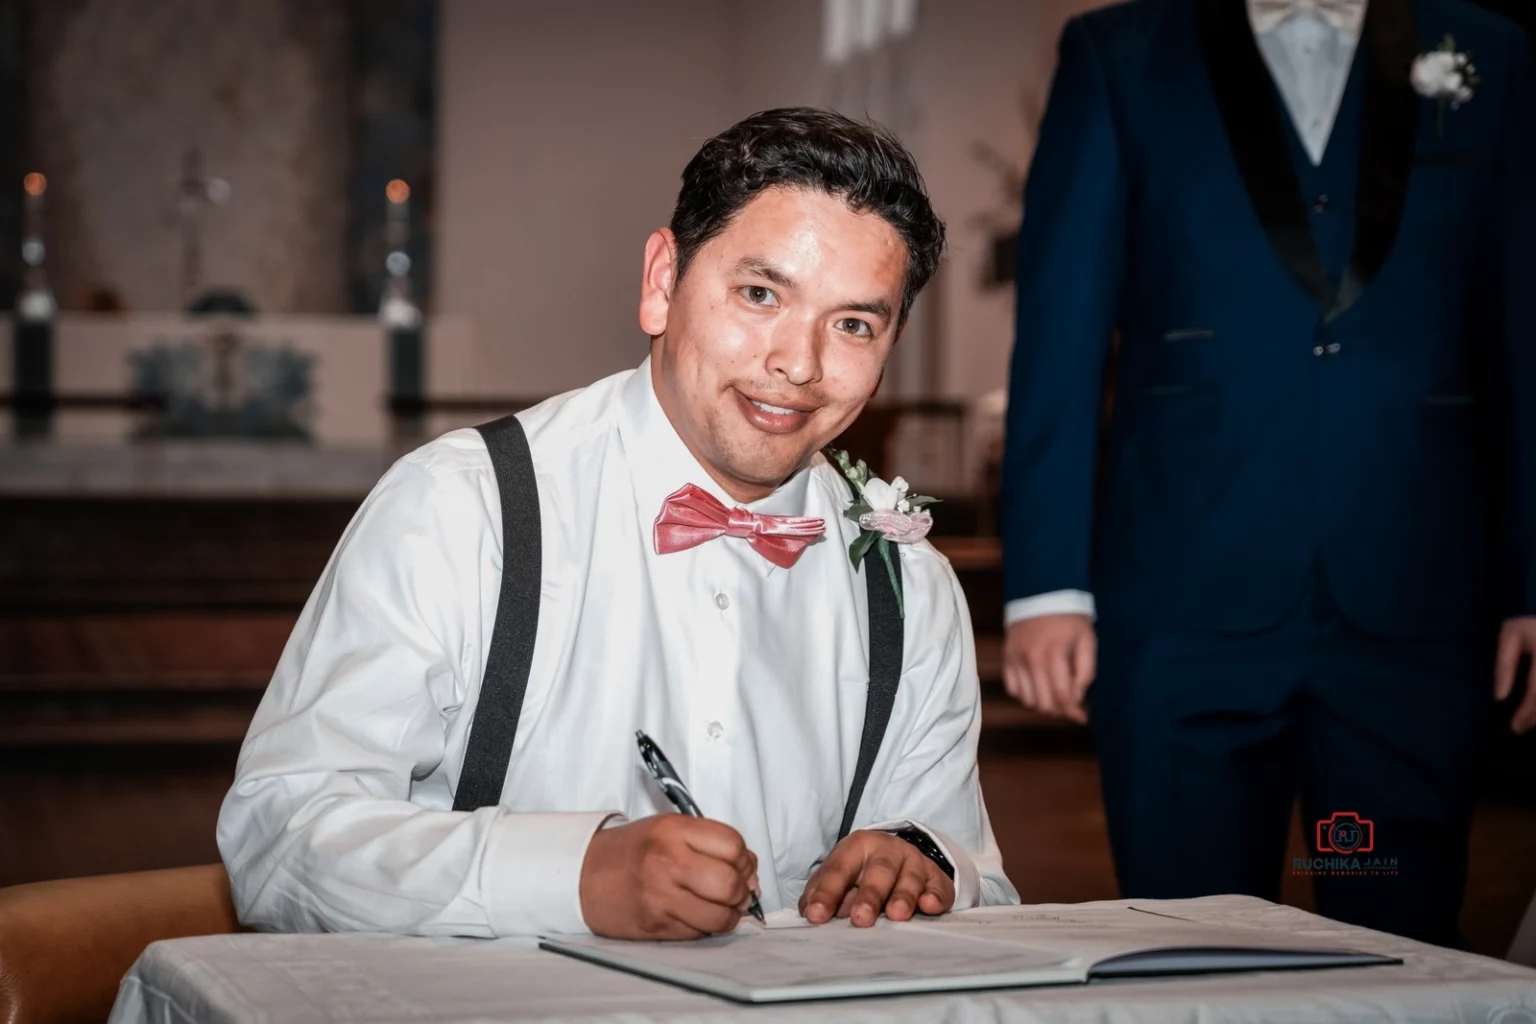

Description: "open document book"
539 903 1399 1003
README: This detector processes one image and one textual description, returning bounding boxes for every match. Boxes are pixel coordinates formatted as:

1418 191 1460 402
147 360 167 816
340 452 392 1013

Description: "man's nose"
766 322 823 387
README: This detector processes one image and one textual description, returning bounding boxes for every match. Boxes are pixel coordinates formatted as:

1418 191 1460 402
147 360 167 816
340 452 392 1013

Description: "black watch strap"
890 826 955 880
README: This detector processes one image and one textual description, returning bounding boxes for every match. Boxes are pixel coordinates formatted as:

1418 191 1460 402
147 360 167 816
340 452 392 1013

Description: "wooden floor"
981 746 1536 960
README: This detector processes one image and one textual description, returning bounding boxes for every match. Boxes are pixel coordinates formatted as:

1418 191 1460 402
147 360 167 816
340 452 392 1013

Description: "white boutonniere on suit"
828 448 939 619
1412 34 1479 137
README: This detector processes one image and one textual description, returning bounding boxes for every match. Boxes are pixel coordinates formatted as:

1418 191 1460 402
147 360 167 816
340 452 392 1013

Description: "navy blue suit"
1003 0 1535 945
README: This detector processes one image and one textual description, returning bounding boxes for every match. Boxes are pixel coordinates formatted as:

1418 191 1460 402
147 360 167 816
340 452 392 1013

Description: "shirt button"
1313 194 1330 213
714 593 730 610
707 720 724 740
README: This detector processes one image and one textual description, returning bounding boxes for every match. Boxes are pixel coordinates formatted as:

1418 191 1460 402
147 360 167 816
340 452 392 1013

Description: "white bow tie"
1249 0 1367 41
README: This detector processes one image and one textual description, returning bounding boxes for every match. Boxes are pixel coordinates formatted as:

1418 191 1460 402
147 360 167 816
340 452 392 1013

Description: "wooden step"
0 614 283 746
930 536 1001 571
0 497 359 612
0 670 272 693
0 705 259 745
0 614 293 675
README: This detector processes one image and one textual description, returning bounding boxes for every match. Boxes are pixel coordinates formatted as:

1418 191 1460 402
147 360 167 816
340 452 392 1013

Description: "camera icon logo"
1316 811 1375 855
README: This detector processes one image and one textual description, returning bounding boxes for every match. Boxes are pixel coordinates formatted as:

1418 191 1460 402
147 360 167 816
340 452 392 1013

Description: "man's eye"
837 318 872 337
743 286 777 306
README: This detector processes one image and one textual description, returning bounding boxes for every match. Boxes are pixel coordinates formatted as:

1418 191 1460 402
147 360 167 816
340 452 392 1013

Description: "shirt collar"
616 358 815 575
1247 0 1367 44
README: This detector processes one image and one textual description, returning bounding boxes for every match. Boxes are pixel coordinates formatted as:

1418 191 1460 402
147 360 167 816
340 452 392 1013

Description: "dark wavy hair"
669 107 945 326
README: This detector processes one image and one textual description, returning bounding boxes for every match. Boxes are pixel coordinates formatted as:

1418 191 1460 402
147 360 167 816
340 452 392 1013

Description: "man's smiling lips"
732 388 818 435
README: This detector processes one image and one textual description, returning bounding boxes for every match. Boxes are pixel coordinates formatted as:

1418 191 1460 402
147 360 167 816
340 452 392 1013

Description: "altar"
0 311 494 447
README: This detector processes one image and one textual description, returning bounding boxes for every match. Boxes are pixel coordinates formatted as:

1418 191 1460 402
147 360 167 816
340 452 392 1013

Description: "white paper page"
908 905 1394 972
542 905 1395 1003
543 918 1082 1002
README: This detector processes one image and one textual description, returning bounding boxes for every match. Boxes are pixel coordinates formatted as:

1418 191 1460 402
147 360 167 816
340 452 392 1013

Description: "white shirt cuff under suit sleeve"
1003 589 1096 627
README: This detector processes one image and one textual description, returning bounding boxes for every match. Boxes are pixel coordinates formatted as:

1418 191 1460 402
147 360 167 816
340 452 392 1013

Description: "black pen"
635 729 766 924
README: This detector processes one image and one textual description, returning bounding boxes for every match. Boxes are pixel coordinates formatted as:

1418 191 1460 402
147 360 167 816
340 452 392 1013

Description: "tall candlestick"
380 178 420 329
13 172 57 439
19 172 55 324
12 171 56 436
382 179 424 444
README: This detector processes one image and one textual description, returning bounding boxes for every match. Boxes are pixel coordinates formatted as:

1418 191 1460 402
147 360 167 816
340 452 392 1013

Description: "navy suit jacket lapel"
1344 0 1421 318
1197 0 1420 323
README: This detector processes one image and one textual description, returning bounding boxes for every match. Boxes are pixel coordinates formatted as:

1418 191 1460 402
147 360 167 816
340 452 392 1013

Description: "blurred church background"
1 0 1531 958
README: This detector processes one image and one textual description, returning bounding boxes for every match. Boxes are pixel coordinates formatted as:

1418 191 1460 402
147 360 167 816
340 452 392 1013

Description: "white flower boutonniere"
828 448 939 619
1412 34 1479 137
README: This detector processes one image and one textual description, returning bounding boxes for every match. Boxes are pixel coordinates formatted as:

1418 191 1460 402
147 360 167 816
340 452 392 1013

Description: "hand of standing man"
1003 614 1096 724
1496 617 1536 733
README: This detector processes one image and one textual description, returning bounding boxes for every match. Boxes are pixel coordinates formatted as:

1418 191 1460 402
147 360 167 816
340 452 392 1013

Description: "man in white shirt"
1001 0 1536 946
218 107 1018 941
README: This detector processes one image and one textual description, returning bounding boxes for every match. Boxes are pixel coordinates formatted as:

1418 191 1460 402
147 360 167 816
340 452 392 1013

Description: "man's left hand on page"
799 829 956 927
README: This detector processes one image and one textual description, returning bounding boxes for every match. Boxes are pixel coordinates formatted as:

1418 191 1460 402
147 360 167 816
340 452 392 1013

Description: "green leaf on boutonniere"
827 448 871 489
905 495 942 511
848 527 879 570
843 500 872 524
876 536 905 619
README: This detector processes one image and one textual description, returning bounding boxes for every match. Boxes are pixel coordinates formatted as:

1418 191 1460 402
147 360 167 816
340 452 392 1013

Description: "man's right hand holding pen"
579 815 760 940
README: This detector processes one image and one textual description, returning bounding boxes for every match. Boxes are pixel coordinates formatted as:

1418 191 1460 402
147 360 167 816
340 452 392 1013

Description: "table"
108 896 1536 1023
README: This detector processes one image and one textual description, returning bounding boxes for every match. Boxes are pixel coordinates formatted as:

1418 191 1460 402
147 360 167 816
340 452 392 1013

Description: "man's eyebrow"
733 256 798 290
843 297 893 323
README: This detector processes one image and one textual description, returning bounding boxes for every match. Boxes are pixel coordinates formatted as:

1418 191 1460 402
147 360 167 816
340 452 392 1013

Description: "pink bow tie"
653 484 826 569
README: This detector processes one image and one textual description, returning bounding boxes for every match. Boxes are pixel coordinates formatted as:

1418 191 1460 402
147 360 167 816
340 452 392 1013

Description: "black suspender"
454 416 905 841
452 416 543 812
834 469 904 840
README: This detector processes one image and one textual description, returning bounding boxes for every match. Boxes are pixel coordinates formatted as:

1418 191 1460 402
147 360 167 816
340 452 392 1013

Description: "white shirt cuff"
1004 590 1096 627
864 819 980 912
482 810 624 936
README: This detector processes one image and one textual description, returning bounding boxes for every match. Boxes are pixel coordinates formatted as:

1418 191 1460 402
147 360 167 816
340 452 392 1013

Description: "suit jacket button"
1313 194 1330 213
1326 342 1342 355
1313 345 1326 357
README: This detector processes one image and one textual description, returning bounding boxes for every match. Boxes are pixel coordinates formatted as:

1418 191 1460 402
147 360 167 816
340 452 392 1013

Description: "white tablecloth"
108 896 1536 1023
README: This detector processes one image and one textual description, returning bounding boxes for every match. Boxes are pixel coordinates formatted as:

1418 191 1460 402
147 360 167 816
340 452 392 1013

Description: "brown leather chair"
0 864 248 1024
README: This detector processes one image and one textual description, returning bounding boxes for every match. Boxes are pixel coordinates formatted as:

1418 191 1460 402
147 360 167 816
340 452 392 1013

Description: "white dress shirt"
218 358 1017 937
1005 1 1366 628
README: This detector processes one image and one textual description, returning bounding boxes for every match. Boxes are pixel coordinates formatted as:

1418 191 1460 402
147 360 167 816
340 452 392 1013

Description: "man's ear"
638 228 678 337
